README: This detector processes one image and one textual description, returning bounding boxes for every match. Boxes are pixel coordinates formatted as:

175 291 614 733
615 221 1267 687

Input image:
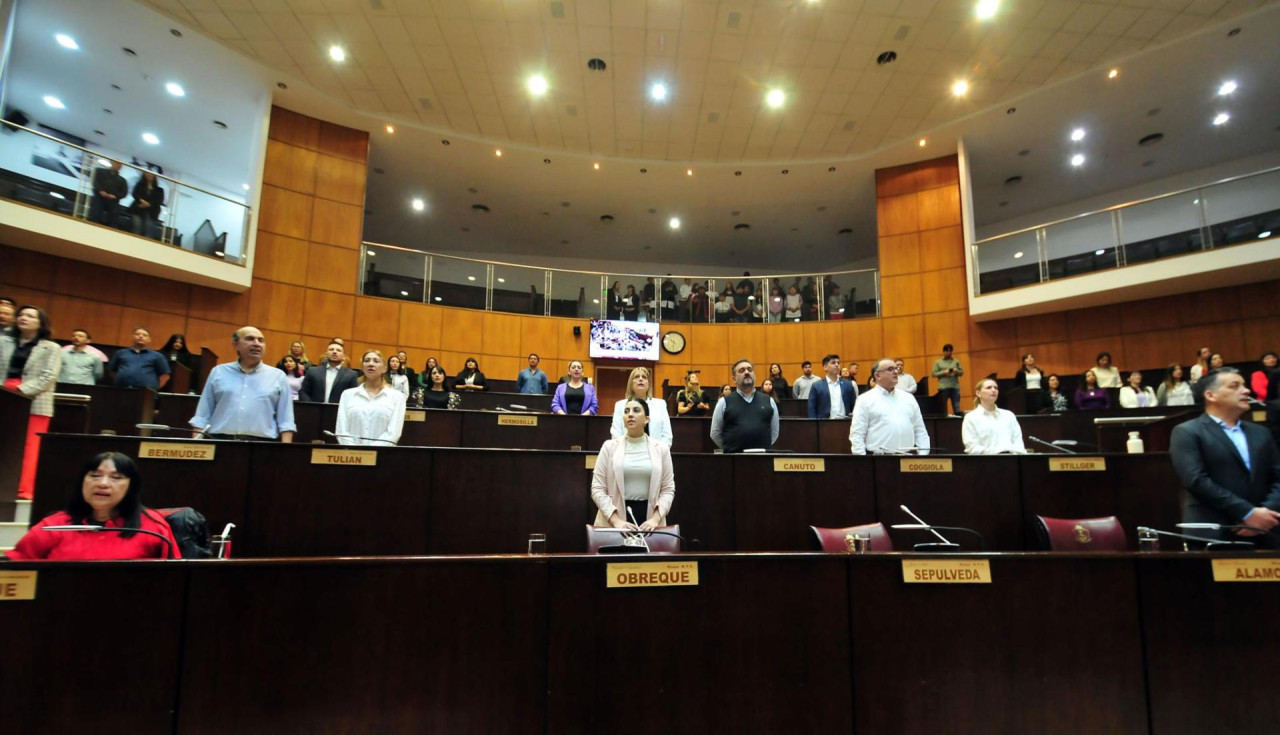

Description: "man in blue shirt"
516 353 549 394
108 327 170 390
189 326 296 442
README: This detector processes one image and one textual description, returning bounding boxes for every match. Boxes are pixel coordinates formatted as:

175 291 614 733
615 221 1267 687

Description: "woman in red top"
5 452 179 560
1251 352 1277 403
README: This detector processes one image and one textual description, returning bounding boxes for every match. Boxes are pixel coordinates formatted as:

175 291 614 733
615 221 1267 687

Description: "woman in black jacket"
129 171 165 238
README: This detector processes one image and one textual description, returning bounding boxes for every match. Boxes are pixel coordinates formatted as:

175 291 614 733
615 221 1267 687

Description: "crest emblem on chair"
844 534 857 553
1073 524 1092 544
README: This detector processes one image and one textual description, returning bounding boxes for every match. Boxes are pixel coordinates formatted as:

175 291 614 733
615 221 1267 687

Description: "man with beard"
710 358 779 453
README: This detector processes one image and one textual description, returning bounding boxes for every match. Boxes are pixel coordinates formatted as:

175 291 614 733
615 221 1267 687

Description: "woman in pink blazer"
590 398 675 531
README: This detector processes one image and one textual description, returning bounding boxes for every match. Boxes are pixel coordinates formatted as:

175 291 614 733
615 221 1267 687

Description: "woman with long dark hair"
160 333 197 374
454 357 486 391
2 305 62 500
277 354 305 400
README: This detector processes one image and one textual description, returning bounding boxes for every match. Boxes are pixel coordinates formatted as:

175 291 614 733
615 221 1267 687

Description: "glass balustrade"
0 120 251 264
973 166 1280 295
359 243 880 323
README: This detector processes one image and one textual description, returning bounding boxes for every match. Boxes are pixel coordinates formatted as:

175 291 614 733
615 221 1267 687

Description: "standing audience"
288 341 312 369
932 344 964 416
58 328 104 385
91 160 128 226
335 350 406 446
675 371 710 417
791 360 819 399
2 305 62 499
609 367 673 447
1092 352 1122 388
895 358 917 394
766 363 790 399
159 333 197 376
850 358 930 455
277 355 304 400
1251 352 1278 403
189 327 295 441
1189 347 1211 383
454 357 487 391
128 171 165 237
962 378 1026 454
1158 364 1194 406
108 327 170 390
386 354 411 398
298 341 358 403
516 353 549 394
1043 374 1069 412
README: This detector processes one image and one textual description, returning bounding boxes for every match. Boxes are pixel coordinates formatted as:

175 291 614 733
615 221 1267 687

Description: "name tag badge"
1211 558 1280 582
902 559 992 584
139 442 216 461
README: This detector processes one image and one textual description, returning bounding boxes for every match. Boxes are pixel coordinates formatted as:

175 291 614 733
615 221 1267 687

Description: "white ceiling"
3 0 271 199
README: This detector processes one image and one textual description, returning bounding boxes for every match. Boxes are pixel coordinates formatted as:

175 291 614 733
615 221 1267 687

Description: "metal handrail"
974 164 1280 244
362 239 879 282
0 119 250 208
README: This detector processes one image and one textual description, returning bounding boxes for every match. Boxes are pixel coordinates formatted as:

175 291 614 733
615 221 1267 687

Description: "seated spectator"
676 371 710 417
108 326 170 390
1119 371 1156 408
335 350 406 446
1042 374 1069 412
1251 352 1277 403
276 355 304 400
4 452 178 560
962 378 1026 454
386 354 411 398
551 360 598 415
1189 347 1211 383
421 365 458 410
1157 364 1194 406
454 357 486 391
717 384 733 405
590 398 675 532
517 353 549 394
1074 369 1111 410
609 367 673 447
59 328 104 385
91 160 128 227
1093 352 1121 388
159 333 197 375
2 305 62 499
288 340 312 369
767 363 791 399
128 170 165 238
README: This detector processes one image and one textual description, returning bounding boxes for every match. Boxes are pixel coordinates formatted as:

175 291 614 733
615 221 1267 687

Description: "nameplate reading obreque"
607 561 699 588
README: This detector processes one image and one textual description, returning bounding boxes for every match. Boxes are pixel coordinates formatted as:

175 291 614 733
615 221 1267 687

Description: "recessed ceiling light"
434 297 443 302
1094 249 1105 256
50 192 65 200
467 276 477 281
494 149 502 157
1070 128 1086 142
1013 251 1023 258
1107 68 1119 79
765 89 785 109
526 74 549 96
400 291 409 296
592 298 600 304
1259 231 1272 239
165 82 185 97
1218 80 1237 96
1070 153 1085 167
593 162 600 170
43 95 65 109
329 45 345 62
686 169 693 176
497 278 506 283
975 0 999 20
98 157 111 166
1213 112 1230 126
918 138 926 147
55 33 78 50
141 132 160 145
411 198 425 211
668 217 681 230
367 249 376 256
242 184 250 191
650 82 667 102
385 124 395 134
951 79 969 97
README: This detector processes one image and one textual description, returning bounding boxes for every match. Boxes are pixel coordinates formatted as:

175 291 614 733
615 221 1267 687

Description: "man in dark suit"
807 353 857 419
298 340 358 403
1170 368 1280 549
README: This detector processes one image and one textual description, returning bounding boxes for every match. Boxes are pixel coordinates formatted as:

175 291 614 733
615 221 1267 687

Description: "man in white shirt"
894 358 917 394
850 358 931 455
790 360 820 400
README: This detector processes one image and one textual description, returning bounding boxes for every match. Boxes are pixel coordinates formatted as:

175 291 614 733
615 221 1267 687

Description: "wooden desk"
456 390 553 413
0 387 31 518
54 383 156 436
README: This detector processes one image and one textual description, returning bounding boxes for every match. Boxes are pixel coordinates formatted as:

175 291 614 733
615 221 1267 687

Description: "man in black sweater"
710 358 779 453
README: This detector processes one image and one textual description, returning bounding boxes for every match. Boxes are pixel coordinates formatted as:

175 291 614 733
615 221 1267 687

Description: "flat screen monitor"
588 319 660 361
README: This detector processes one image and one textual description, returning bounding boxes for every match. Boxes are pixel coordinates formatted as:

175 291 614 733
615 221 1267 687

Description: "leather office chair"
810 523 894 552
1034 515 1127 551
586 524 681 553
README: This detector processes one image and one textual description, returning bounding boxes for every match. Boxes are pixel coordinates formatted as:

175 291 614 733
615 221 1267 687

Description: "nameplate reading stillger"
1211 558 1280 582
138 442 216 461
773 458 825 472
498 415 538 427
310 448 378 466
900 458 952 473
1048 456 1106 472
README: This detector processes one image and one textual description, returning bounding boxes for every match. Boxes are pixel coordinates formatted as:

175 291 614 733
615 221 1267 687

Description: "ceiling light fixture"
411 198 425 211
385 124 395 134
669 217 681 230
686 169 693 176
1070 128 1086 142
1107 68 1119 79
1013 251 1023 259
497 278 506 283
1070 153 1085 167
242 184 250 191
50 192 65 200
526 74 549 96
434 297 443 302
329 45 345 62
650 82 667 102
55 33 78 50
975 0 999 20
43 95 65 109
1094 249 1105 256
141 132 160 145
951 79 969 97
495 149 503 157
1213 112 1230 126
165 82 185 97
467 276 477 281
593 162 600 170
918 138 926 147
1259 231 1272 239
400 291 409 297
765 89 785 109
1218 80 1237 96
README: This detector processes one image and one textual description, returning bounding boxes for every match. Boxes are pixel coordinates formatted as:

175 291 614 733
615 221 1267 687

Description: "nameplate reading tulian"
0 571 37 601
138 442 216 461
900 458 952 473
498 414 538 427
404 410 426 422
774 458 825 472
901 559 992 584
607 561 699 588
1211 558 1280 582
1048 456 1107 472
310 448 378 466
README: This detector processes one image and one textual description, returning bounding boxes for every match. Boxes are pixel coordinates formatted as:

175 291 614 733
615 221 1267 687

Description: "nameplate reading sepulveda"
1211 558 1280 582
900 458 952 473
774 458 825 472
608 561 699 589
310 448 378 466
498 415 538 427
138 442 216 461
0 571 37 601
901 559 992 584
1048 456 1107 472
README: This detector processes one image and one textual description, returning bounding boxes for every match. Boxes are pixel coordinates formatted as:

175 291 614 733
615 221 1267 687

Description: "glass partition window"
362 246 425 302
975 229 1040 293
550 272 603 319
1118 192 1204 266
429 254 487 310
1202 169 1280 246
1041 211 1117 281
491 262 549 316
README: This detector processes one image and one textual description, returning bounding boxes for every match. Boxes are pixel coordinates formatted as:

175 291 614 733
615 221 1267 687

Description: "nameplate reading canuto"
404 410 425 422
310 448 378 466
901 559 992 584
1211 558 1280 582
0 571 37 601
138 442 216 461
497 414 538 427
1048 456 1107 472
900 458 952 473
773 458 825 472
607 561 699 589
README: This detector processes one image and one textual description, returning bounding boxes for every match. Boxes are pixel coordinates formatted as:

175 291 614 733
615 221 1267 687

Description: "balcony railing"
360 241 881 323
0 120 250 264
972 166 1280 295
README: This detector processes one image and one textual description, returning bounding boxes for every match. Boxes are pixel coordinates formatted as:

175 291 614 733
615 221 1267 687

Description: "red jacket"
7 510 179 560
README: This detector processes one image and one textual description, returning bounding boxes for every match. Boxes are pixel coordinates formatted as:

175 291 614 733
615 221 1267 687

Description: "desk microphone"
1137 526 1254 550
877 446 935 455
894 505 961 552
322 430 396 445
1177 522 1276 535
136 423 207 438
592 527 692 554
1027 436 1077 454
43 525 179 559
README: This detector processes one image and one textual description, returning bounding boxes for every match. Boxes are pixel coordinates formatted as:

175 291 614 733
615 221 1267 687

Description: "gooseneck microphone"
1027 436 1077 454
1177 522 1275 535
893 505 961 552
1138 526 1255 550
43 525 179 559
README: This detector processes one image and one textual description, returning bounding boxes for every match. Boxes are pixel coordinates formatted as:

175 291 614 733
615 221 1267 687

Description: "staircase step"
0 522 27 549
15 500 31 525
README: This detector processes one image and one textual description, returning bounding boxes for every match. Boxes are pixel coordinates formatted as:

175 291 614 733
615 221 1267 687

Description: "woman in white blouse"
1119 370 1157 408
335 350 406 446
591 398 675 531
609 366 673 447
961 378 1026 455
1157 364 1195 406
385 354 411 398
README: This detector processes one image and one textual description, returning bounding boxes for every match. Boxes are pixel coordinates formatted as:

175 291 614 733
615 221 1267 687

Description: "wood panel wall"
3 111 1277 402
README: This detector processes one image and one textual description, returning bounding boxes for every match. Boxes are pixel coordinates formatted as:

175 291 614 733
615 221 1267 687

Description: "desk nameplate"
607 561 699 588
902 559 992 584
0 571 37 601
139 442 216 461
498 415 538 427
310 448 378 466
1211 558 1280 582
774 458 825 472
1048 456 1107 472
404 411 426 422
900 458 952 473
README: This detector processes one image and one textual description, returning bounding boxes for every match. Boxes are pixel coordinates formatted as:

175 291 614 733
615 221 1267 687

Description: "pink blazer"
590 435 675 527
